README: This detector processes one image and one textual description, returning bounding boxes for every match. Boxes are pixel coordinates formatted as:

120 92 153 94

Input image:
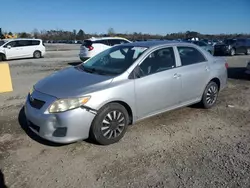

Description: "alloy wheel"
206 85 218 105
101 110 125 139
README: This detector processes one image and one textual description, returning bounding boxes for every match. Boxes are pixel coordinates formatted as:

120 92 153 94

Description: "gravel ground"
0 46 250 188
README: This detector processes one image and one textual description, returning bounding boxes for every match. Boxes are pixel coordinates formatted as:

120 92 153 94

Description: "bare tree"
107 27 115 36
19 32 31 38
32 28 39 38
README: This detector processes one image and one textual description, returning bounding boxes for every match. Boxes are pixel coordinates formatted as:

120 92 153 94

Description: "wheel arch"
0 52 6 60
33 50 42 55
99 100 134 125
209 77 221 91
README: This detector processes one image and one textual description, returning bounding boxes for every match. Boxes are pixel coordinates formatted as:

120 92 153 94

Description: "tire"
90 103 129 145
230 48 235 56
201 81 219 109
0 54 5 61
33 51 41 58
245 48 250 55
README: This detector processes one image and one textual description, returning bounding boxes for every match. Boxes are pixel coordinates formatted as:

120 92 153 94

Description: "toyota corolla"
25 41 228 145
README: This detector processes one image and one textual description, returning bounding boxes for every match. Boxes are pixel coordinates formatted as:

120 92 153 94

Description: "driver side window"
139 47 176 77
4 41 18 48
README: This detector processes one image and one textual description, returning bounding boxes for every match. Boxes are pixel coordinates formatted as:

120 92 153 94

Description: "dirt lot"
0 45 250 188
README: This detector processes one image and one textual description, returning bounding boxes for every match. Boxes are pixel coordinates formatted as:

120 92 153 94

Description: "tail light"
225 62 229 69
88 46 94 51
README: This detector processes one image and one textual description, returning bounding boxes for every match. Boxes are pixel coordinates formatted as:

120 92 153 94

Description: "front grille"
29 121 40 132
29 94 45 109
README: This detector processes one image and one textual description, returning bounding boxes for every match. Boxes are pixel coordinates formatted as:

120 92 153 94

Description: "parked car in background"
201 39 212 45
214 38 250 56
210 39 221 46
0 38 45 61
79 37 131 61
25 41 228 145
190 40 214 55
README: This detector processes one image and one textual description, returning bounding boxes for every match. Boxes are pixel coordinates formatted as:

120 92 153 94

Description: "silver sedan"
25 41 228 145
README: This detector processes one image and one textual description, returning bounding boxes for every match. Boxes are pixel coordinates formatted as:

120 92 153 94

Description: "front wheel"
90 103 129 145
201 81 219 109
0 54 5 61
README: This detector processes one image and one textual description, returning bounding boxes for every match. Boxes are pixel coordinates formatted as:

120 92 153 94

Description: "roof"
87 37 130 41
123 40 190 48
6 38 42 41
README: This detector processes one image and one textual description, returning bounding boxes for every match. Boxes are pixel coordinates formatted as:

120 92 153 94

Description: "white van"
0 38 46 61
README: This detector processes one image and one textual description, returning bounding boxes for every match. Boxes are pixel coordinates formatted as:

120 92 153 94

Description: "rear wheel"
90 103 129 145
201 81 219 109
33 51 41 58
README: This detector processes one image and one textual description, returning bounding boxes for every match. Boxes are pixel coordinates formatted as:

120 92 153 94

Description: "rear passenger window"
108 39 128 46
118 39 129 44
177 46 206 66
108 39 119 46
17 40 31 47
31 40 40 45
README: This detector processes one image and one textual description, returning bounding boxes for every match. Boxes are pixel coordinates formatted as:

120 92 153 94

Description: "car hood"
34 66 114 98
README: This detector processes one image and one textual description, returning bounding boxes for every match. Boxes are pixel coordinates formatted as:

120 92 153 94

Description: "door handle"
173 73 181 79
205 66 210 71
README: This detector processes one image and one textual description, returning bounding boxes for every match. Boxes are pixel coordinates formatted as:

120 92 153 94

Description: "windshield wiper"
82 65 119 76
82 66 96 73
82 66 109 75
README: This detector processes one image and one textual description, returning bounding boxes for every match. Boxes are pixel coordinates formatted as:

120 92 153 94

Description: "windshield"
82 45 148 75
224 39 236 45
0 41 5 46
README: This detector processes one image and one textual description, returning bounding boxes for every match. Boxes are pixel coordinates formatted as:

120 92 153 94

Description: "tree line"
2 28 250 41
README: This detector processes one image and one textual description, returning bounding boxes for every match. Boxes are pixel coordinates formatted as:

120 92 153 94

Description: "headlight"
29 87 34 95
48 96 91 113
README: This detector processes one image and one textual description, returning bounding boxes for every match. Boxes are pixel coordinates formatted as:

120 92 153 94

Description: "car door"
176 46 210 104
3 41 21 59
133 47 182 119
17 40 32 57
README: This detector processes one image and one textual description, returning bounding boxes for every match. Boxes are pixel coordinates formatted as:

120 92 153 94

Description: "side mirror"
7 45 11 49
